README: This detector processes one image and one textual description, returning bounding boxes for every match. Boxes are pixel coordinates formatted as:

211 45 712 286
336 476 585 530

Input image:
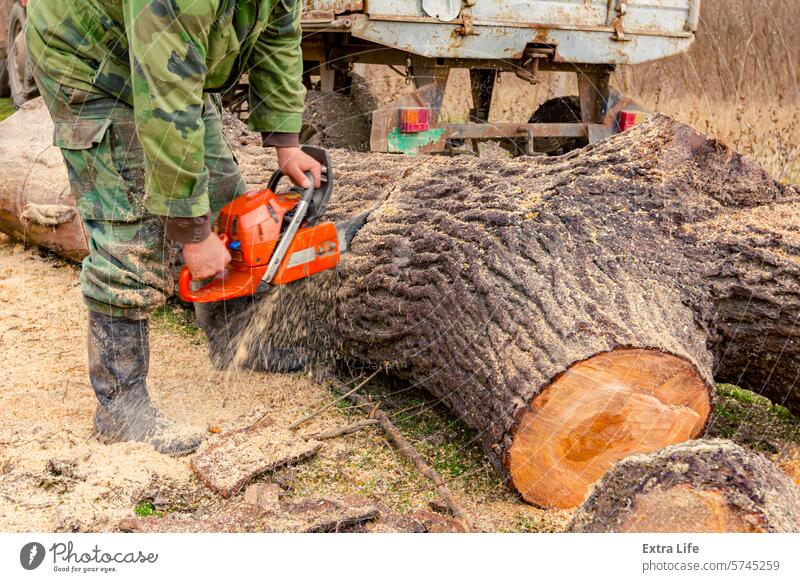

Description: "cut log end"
615 486 767 532
568 440 800 533
508 349 711 508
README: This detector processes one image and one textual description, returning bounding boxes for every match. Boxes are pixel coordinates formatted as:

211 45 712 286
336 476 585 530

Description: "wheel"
529 95 588 155
7 3 38 107
504 95 588 157
506 90 648 157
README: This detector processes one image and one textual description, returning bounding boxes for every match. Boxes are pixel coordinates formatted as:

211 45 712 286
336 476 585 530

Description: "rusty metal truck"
1 0 700 154
295 0 700 154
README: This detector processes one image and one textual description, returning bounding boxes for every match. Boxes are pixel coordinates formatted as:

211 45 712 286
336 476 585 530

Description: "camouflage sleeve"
246 0 306 136
122 0 215 219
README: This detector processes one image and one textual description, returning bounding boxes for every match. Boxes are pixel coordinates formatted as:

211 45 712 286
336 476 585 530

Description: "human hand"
276 146 322 190
182 234 231 280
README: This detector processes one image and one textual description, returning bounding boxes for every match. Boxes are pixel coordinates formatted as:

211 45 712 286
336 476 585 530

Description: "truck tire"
506 90 647 157
505 95 588 157
7 2 38 107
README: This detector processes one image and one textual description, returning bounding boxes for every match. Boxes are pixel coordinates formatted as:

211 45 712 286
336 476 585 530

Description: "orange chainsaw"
179 146 359 303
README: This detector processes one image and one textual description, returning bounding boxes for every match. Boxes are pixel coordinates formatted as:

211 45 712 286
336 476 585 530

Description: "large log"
0 99 88 261
568 440 800 532
211 116 800 508
3 104 799 509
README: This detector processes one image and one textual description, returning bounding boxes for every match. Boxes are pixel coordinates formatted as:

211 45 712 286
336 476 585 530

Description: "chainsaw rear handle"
267 145 333 226
177 234 229 303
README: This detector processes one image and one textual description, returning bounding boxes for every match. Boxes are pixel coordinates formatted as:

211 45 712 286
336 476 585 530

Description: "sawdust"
0 233 563 532
0 235 347 531
302 89 372 151
191 418 323 497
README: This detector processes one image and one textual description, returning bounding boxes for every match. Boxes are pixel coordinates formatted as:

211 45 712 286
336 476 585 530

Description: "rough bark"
3 103 799 509
568 439 800 532
214 115 800 507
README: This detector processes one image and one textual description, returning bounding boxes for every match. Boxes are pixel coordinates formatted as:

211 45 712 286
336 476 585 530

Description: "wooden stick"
328 377 473 532
288 371 378 430
306 419 380 441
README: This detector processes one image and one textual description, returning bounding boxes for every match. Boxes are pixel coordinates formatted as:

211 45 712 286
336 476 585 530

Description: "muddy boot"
88 311 204 456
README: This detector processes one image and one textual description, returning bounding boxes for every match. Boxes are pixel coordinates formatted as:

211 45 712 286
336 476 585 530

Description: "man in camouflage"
26 0 321 456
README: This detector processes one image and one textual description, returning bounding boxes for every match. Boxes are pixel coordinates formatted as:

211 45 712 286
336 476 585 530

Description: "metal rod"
443 122 598 140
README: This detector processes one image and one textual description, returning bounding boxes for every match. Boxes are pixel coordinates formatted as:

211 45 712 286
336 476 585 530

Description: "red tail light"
399 108 431 133
618 110 648 132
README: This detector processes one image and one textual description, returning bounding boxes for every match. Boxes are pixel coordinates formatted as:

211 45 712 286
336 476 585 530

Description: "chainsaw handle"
178 234 229 303
267 145 333 225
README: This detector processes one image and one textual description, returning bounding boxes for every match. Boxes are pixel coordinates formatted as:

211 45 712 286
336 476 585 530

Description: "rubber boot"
88 311 204 456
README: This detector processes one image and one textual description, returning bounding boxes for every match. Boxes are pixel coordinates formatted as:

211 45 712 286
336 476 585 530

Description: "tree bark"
568 440 800 532
208 116 800 508
3 104 799 509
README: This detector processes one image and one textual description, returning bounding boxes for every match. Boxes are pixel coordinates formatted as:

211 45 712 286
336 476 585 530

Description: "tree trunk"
3 105 799 510
0 99 88 261
209 116 800 508
568 440 800 532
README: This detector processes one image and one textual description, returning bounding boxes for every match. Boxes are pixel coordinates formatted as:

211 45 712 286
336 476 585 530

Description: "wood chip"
190 417 322 498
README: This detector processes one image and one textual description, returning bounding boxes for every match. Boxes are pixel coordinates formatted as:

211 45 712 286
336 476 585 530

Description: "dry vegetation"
619 0 799 184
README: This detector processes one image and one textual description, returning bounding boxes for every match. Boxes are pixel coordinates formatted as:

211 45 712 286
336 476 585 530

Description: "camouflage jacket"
27 0 306 218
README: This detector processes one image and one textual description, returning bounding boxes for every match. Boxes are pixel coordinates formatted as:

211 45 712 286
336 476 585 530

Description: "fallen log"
568 440 800 532
0 99 88 261
3 104 800 510
216 116 800 508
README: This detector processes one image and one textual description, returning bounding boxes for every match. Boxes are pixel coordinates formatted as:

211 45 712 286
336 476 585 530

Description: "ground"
0 98 13 121
0 233 570 532
1 231 798 532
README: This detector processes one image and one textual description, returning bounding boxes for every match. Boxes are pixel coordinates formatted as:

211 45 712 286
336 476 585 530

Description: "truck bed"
305 0 700 65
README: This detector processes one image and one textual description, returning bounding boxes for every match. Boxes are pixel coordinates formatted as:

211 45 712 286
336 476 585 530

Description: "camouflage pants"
34 72 247 319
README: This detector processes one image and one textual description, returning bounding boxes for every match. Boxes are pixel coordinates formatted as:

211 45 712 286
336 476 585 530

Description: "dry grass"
618 0 799 103
617 0 799 183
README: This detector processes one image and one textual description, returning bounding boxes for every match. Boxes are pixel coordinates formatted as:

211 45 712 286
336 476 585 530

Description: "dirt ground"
0 233 570 532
